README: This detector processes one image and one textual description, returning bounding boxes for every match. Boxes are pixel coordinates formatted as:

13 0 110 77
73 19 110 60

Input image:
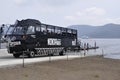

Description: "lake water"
81 39 120 59
1 39 120 59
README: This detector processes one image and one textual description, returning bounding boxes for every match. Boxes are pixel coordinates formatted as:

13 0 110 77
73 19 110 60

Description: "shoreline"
0 55 120 80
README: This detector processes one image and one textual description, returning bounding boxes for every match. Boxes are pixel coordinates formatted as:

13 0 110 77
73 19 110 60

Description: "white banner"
48 38 61 45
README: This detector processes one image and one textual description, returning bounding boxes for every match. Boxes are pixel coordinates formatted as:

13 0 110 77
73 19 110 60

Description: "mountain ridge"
68 23 120 38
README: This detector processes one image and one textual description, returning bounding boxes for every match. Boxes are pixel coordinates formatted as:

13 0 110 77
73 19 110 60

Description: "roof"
15 19 41 27
14 19 77 32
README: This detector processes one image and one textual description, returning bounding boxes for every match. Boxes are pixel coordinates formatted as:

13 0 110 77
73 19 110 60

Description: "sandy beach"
0 56 120 80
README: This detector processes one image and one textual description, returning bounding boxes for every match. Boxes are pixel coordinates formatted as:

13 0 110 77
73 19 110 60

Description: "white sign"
72 39 76 46
9 41 21 46
48 38 61 45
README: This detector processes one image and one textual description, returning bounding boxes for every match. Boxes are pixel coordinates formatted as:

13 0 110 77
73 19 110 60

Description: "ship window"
36 26 41 32
41 25 46 32
26 26 35 34
14 26 24 34
47 26 54 33
73 30 77 34
7 25 25 35
62 28 67 33
55 27 61 34
7 26 14 34
67 29 72 33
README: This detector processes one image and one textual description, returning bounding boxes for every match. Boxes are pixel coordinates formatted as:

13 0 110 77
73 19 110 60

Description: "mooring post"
84 49 86 56
49 51 51 63
67 52 68 61
79 50 82 58
94 41 96 48
84 43 86 56
87 43 89 50
102 49 104 57
94 41 97 52
22 51 25 68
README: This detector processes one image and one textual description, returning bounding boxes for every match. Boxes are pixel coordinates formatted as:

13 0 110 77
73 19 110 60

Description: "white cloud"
0 0 120 26
76 7 106 18
65 16 75 21
85 7 106 16
38 0 75 6
12 0 77 6
65 7 109 25
104 18 120 24
13 0 27 5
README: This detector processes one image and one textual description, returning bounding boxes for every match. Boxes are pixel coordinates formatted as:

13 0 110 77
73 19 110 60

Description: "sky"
0 0 120 27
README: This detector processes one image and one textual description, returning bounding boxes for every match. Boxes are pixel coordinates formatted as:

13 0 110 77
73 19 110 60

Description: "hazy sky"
0 0 120 27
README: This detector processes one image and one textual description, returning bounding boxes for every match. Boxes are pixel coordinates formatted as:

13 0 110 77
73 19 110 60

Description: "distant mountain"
68 23 120 38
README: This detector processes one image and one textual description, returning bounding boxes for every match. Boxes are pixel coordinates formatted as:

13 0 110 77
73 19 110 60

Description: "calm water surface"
80 39 120 59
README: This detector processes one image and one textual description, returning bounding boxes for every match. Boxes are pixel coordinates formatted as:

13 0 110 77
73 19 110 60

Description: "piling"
22 51 25 68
